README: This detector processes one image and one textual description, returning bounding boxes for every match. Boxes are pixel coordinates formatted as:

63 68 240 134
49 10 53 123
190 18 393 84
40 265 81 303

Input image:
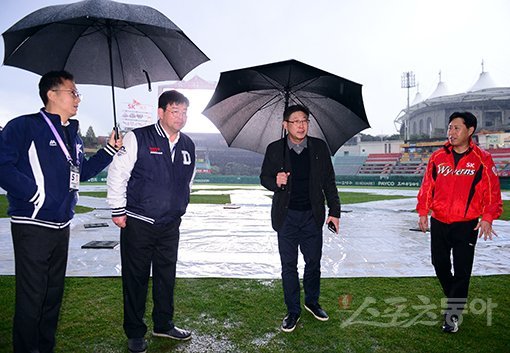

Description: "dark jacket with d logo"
125 122 195 226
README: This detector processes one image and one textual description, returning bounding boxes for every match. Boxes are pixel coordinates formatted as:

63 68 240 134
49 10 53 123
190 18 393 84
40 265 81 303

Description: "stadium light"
401 71 416 140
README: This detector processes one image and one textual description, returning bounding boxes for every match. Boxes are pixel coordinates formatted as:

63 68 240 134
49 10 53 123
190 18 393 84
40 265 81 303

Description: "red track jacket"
417 140 502 224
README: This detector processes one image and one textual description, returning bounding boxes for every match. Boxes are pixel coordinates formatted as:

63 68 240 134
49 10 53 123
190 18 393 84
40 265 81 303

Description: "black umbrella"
2 0 209 131
202 59 370 155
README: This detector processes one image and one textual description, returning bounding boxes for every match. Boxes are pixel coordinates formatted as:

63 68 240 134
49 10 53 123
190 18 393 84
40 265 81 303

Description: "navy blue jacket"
0 110 116 228
108 122 196 226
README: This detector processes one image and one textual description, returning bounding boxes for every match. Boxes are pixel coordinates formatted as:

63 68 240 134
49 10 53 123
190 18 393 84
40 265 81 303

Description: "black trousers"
277 209 323 315
11 223 70 353
430 217 478 315
120 217 181 339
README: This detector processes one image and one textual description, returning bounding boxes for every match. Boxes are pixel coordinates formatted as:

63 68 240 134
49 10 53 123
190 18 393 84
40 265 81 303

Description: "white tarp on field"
0 186 509 278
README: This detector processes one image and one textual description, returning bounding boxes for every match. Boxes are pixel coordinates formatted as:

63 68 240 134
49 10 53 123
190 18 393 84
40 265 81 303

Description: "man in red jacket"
417 111 502 334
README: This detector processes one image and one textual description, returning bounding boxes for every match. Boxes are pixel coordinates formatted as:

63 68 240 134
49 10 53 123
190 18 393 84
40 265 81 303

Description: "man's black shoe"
442 314 459 333
128 338 147 353
152 326 192 341
304 303 329 321
281 313 300 332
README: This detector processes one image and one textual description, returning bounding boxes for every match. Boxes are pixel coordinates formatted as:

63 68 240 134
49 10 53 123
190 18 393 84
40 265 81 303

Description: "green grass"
0 193 231 218
2 193 510 220
75 205 94 213
264 191 413 204
79 191 108 198
79 192 231 204
193 187 263 191
0 195 8 216
0 195 94 217
0 275 508 352
502 201 510 220
189 194 230 204
339 191 413 204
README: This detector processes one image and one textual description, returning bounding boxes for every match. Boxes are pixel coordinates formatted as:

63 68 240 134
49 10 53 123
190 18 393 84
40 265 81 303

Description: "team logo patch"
149 147 163 155
437 163 475 176
49 139 57 147
181 150 192 165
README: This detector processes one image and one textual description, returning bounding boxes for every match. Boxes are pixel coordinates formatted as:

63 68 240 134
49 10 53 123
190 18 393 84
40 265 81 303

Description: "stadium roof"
428 80 449 99
406 68 510 113
411 91 423 105
469 71 498 92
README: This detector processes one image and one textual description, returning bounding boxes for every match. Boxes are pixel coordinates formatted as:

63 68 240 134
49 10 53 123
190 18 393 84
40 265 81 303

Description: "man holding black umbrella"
260 104 340 332
0 70 122 353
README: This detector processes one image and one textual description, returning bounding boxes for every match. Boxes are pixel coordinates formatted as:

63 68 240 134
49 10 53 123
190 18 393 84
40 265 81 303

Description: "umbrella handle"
280 131 287 191
143 70 152 92
279 167 287 191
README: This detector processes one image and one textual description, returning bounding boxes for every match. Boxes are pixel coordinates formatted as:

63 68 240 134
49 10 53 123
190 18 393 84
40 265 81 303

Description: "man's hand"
475 220 498 241
326 216 340 234
418 215 429 233
112 215 127 228
276 172 290 188
108 129 123 150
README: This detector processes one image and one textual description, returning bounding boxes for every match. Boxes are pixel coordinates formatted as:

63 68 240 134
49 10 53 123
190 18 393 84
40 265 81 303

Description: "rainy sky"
1 0 510 137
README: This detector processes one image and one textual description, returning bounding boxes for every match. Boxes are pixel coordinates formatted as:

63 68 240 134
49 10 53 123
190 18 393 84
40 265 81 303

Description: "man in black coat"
260 104 341 332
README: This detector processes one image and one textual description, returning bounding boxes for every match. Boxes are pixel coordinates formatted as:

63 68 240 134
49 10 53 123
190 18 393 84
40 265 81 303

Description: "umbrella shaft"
107 27 118 138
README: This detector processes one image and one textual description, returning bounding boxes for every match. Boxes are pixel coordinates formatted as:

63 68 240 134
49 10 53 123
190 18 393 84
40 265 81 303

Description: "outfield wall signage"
83 173 510 190
335 176 422 188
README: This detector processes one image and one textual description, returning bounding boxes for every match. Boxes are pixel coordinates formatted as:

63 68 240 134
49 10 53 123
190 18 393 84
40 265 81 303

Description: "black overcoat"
260 136 341 231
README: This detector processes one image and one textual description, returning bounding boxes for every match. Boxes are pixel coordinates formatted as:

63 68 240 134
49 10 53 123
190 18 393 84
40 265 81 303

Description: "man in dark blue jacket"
0 70 121 353
260 104 340 333
107 90 195 353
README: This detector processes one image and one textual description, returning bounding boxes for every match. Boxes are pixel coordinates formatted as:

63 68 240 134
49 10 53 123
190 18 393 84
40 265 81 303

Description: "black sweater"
288 148 311 211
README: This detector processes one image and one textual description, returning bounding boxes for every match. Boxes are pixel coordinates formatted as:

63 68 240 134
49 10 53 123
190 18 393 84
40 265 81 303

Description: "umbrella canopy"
203 59 370 155
2 0 209 128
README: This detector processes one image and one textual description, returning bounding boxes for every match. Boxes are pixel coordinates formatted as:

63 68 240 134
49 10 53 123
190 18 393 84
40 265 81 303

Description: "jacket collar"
40 108 61 124
443 138 476 154
155 120 181 142
286 135 308 154
40 109 78 132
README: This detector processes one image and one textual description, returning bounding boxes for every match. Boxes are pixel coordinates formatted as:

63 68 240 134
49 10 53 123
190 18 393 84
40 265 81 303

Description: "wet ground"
1 185 509 278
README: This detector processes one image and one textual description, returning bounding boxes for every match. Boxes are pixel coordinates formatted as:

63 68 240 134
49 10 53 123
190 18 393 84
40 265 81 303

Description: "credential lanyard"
40 110 79 166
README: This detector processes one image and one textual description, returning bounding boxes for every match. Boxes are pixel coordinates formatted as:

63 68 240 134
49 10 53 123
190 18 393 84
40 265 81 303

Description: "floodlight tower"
401 71 416 112
401 71 416 140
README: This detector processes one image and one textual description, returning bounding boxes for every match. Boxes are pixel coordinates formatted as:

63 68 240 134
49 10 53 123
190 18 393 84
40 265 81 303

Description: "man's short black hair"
448 111 477 133
283 104 310 121
158 90 189 110
39 70 74 106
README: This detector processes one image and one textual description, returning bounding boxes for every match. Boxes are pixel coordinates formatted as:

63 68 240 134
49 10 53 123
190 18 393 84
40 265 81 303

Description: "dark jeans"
277 209 323 315
120 217 181 338
430 217 478 315
11 223 70 353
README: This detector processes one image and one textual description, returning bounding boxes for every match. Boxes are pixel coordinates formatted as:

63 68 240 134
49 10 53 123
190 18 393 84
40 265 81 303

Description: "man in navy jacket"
0 70 121 353
107 90 195 353
260 104 340 333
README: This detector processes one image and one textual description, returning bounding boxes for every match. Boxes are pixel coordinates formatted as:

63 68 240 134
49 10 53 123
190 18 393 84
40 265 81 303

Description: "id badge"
69 164 80 191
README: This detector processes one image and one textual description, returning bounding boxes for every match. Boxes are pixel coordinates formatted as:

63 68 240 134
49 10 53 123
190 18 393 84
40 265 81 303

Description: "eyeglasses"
165 109 187 117
287 119 309 126
51 89 82 99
